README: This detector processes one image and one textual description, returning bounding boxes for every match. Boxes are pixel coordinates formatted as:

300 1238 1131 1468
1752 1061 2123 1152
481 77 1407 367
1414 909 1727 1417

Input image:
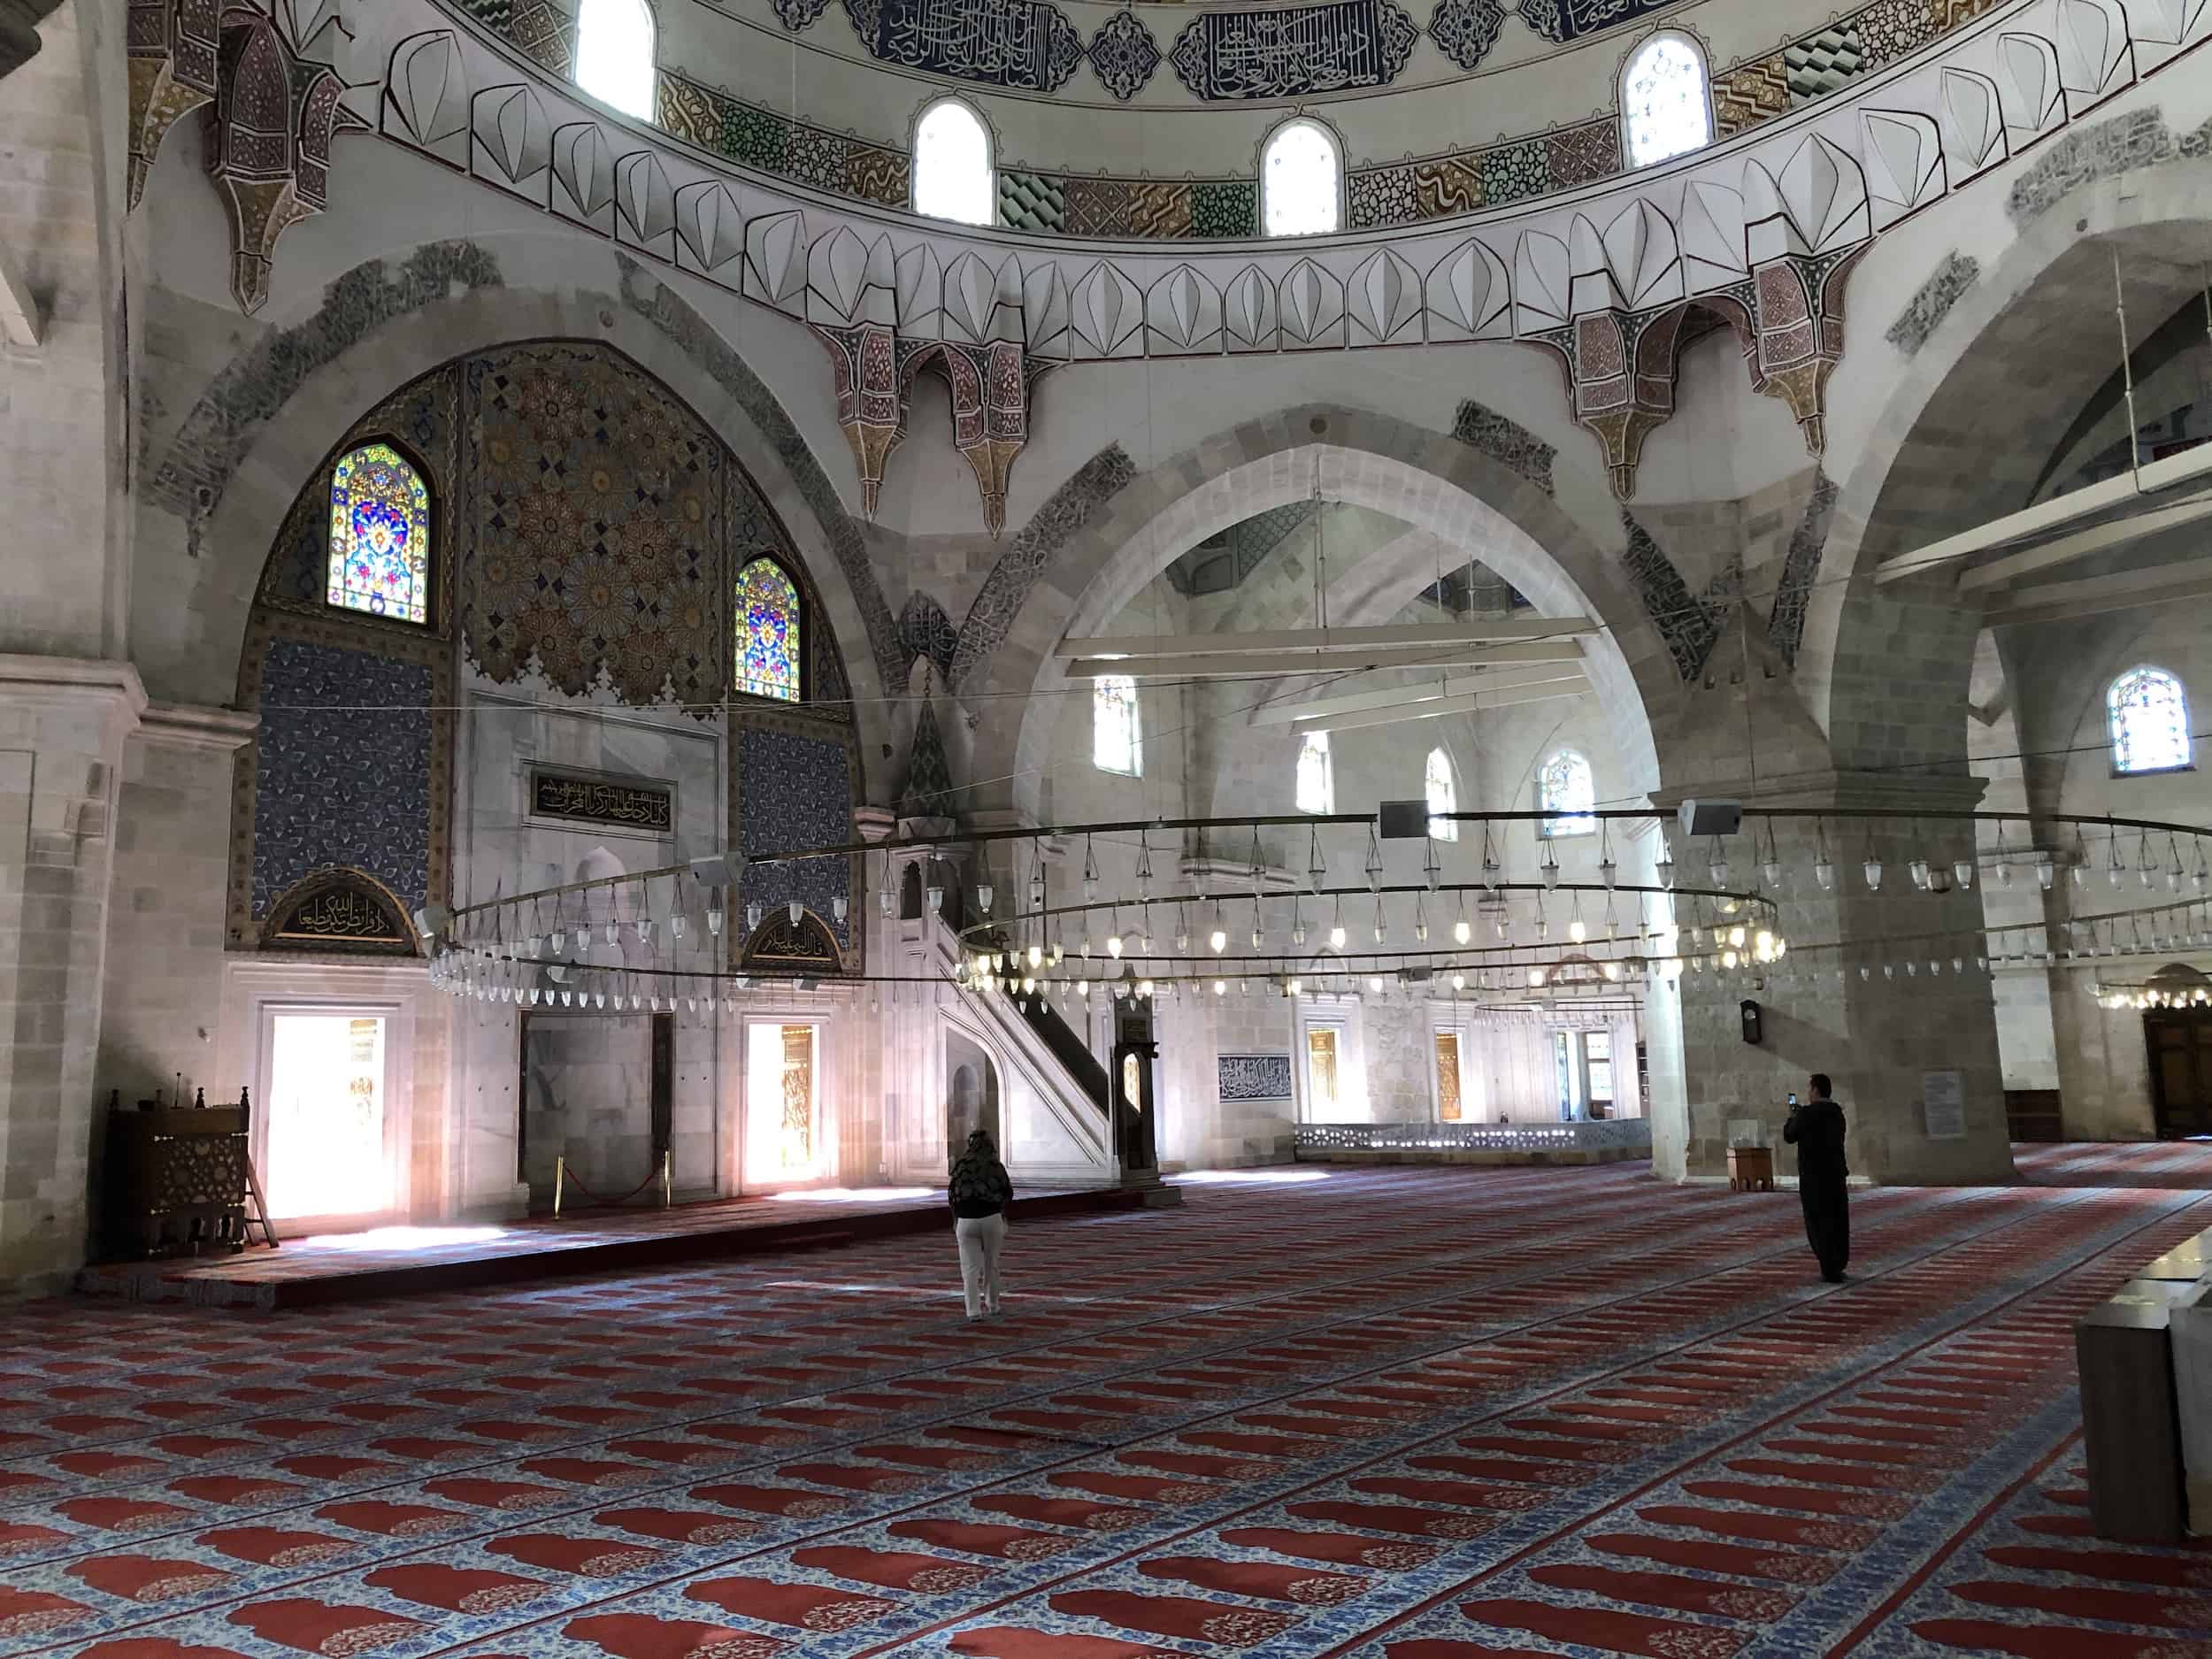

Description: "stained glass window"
1094 674 1142 776
914 99 994 227
576 0 657 121
1623 34 1710 168
1296 731 1333 815
326 442 431 625
1425 747 1458 841
734 557 802 703
1263 119 1340 236
1539 749 1596 838
2110 667 2192 774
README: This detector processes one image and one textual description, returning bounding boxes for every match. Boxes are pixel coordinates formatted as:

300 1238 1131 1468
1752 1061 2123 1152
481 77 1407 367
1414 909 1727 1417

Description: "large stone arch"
134 231 898 769
1802 167 2212 774
966 406 1681 826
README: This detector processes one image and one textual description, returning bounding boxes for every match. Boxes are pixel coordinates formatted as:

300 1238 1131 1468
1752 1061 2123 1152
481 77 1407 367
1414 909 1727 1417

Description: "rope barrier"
551 1150 672 1217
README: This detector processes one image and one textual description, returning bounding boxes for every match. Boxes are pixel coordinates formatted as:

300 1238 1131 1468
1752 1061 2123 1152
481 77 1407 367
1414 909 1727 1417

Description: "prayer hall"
8 0 2212 1651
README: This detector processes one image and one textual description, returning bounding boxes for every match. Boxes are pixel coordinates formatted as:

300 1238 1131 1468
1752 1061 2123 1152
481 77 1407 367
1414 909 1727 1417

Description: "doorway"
2146 1009 2212 1138
261 1011 395 1227
747 1022 821 1183
1434 1032 1464 1122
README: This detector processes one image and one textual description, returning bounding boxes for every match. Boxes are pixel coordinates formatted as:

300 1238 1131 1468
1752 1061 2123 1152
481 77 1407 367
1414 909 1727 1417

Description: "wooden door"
2145 1010 2212 1138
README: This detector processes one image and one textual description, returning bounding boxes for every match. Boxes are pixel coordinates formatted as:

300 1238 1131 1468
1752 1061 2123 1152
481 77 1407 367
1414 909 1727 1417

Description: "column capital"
852 805 897 846
1649 769 1990 817
138 703 258 754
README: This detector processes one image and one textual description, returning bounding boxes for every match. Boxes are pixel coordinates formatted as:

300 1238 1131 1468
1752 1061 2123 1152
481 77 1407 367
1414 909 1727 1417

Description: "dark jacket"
1784 1097 1848 1177
948 1142 1013 1219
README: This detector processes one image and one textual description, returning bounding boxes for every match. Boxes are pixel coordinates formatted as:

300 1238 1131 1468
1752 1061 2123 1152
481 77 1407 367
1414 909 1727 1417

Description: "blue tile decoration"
737 726 855 951
1087 9 1162 101
774 0 834 26
843 0 1086 92
1168 0 1418 99
1426 0 1504 70
250 638 434 920
1519 0 1676 42
1219 1053 1295 1102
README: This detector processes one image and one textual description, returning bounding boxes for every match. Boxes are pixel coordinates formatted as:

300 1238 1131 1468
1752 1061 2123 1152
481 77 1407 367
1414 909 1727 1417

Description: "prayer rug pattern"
4 1160 2211 1659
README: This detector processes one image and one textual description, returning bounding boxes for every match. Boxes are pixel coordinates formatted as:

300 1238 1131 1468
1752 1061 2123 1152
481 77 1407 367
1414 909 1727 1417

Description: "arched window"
913 99 994 227
734 557 802 703
1621 33 1710 168
576 0 657 122
1094 675 1142 777
1296 731 1334 815
2110 667 2193 774
1425 747 1458 841
1539 749 1595 837
1262 118 1340 237
326 442 431 625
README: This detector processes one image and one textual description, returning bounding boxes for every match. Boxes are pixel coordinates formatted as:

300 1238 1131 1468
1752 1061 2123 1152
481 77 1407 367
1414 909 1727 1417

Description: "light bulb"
1863 859 1883 892
1107 934 1124 958
1527 968 1546 987
1214 979 1226 996
1251 926 1264 949
977 883 994 914
550 927 566 952
1210 928 1227 954
1367 975 1385 994
1763 860 1783 887
833 895 849 924
1954 860 1974 890
1027 944 1042 970
1909 859 1931 891
1451 972 1465 990
1286 978 1303 997
1328 926 1347 951
1176 931 1191 952
1722 949 1739 969
2036 859 2055 892
1602 961 1622 981
604 918 620 945
926 887 943 915
1570 919 1586 944
1140 933 1155 955
880 886 895 918
706 906 724 936
1138 979 1154 998
1727 925 1747 949
1815 860 1835 891
638 917 656 943
1710 858 1730 886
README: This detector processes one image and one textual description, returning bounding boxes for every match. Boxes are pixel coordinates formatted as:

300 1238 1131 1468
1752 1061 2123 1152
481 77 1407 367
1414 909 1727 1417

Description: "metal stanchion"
662 1148 672 1209
554 1156 565 1218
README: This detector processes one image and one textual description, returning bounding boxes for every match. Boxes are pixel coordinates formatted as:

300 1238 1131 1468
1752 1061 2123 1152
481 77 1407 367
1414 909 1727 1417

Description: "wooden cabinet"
104 1102 252 1257
1726 1146 1775 1192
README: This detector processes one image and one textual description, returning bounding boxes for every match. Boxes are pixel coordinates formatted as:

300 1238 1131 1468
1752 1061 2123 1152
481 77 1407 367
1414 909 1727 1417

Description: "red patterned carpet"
5 1156 2212 1659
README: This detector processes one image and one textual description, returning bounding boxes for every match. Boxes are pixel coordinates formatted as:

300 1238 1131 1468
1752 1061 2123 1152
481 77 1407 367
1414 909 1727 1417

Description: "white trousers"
955 1212 1006 1317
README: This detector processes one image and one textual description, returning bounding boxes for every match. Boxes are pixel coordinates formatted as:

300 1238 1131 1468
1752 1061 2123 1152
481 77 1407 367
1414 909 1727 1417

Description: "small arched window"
1425 747 1458 841
914 99 995 227
2110 667 2193 774
734 556 803 703
1621 32 1710 168
1262 118 1340 237
576 0 658 122
1094 675 1142 777
327 442 431 625
1539 750 1595 838
1296 731 1334 815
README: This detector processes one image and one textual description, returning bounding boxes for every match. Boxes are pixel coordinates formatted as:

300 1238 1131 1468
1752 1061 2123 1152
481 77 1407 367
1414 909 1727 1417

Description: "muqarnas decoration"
127 0 367 313
1170 0 1418 100
814 320 1054 537
843 0 1085 92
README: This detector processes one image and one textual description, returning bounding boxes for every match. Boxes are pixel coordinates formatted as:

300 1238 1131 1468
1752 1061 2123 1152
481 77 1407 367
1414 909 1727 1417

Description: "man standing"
1783 1073 1850 1282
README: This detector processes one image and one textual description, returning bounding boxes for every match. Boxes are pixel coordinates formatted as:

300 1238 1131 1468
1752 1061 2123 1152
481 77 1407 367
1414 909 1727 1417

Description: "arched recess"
223 333 872 962
1804 175 2212 772
972 408 1679 827
138 238 897 772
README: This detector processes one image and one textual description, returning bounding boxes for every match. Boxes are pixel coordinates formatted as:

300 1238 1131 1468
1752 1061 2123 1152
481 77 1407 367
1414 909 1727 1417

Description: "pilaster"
0 656 146 1296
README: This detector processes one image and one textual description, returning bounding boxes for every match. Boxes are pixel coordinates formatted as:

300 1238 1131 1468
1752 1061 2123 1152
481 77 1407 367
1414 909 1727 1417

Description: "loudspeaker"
1740 999 1763 1045
1378 800 1431 840
1678 798 1744 838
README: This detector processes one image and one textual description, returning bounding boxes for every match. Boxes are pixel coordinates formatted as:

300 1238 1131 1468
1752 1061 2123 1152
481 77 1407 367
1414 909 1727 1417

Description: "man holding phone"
1782 1074 1850 1282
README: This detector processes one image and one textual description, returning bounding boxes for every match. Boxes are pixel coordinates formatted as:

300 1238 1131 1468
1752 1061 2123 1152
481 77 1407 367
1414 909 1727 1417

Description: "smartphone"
1786 1092 1799 1107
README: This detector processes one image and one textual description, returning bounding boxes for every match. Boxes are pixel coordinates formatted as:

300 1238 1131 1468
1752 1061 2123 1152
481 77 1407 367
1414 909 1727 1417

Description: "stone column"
1658 772 2019 1187
92 703 257 1258
0 657 145 1295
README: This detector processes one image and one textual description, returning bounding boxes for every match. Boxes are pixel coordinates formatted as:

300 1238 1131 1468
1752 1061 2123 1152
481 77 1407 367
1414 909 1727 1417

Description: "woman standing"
948 1128 1013 1319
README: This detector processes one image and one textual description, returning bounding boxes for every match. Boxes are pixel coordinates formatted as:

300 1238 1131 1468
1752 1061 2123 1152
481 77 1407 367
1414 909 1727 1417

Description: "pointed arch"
2110 665 2192 775
1425 746 1458 840
1539 749 1595 837
913 98 994 227
1621 32 1711 168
